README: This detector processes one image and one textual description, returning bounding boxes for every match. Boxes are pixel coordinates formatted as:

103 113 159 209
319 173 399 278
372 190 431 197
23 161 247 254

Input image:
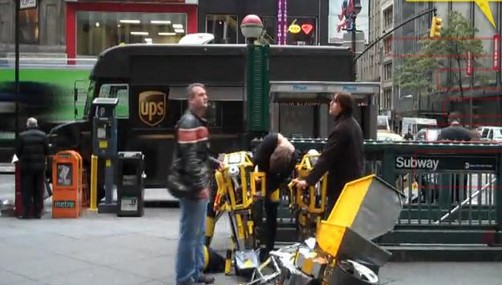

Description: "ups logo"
139 91 166 126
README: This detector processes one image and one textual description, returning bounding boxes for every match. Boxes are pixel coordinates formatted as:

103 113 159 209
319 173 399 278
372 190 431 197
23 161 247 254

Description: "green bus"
0 60 93 159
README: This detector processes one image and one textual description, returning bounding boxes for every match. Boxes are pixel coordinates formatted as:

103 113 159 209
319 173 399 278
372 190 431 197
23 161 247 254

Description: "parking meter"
92 98 118 157
91 98 119 213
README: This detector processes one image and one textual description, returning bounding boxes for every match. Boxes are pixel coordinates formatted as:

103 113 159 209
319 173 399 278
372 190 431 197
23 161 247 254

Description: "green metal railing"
277 139 502 246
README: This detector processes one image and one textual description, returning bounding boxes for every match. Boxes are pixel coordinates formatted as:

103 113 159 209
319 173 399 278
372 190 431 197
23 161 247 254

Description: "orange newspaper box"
52 150 83 218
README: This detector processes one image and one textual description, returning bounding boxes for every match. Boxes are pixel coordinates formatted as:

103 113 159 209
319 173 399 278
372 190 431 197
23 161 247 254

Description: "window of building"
382 88 392 109
19 7 39 44
76 11 187 56
206 15 238 44
383 62 392 80
260 16 277 45
286 17 317 45
384 36 392 55
383 6 393 29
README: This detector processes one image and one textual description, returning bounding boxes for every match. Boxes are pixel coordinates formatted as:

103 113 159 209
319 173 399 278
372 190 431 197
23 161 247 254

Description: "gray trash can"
117 152 145 217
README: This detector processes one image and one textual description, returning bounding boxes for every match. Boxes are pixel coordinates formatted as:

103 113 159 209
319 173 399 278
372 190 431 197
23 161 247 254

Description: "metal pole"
470 76 474 128
355 7 437 62
352 15 357 81
15 0 20 140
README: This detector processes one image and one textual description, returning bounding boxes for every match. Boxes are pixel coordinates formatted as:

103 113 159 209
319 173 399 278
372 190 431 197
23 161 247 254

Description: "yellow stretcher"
248 149 405 285
209 151 265 276
286 150 328 240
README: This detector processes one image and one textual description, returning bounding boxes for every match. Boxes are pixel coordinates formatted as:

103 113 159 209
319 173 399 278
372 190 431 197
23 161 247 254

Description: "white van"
401 117 438 137
378 115 391 131
478 126 502 142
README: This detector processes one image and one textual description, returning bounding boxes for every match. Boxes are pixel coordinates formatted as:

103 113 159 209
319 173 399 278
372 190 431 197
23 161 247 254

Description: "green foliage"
397 11 489 97
396 55 437 92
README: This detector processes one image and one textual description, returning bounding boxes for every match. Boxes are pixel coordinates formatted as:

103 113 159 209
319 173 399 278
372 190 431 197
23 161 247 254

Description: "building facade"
0 0 346 58
394 2 502 128
358 0 395 129
198 0 329 45
0 0 66 55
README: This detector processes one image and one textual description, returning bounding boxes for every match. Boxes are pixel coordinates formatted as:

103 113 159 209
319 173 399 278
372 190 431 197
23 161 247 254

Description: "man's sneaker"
197 274 215 284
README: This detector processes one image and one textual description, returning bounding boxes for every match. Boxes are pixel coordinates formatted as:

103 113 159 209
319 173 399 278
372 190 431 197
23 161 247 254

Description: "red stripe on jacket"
178 126 209 143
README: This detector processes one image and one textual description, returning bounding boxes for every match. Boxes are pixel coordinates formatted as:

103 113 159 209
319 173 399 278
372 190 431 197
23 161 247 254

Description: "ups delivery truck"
48 44 377 199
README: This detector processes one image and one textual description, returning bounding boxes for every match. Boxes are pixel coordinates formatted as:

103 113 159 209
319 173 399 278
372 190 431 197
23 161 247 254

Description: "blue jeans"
175 198 208 284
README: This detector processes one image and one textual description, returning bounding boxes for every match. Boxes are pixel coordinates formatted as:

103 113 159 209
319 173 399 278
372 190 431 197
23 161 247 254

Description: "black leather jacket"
16 126 49 172
174 110 219 193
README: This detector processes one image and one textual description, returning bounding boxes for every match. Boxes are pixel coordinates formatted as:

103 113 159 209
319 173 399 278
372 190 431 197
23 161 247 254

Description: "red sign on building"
466 51 473 77
493 34 500 71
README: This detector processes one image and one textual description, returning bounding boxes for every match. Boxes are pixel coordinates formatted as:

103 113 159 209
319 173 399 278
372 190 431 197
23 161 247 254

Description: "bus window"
83 81 95 119
97 84 129 118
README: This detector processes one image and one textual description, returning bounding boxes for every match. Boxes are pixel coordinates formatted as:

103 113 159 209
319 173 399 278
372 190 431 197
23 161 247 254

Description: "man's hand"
292 178 309 190
216 161 225 172
253 191 263 202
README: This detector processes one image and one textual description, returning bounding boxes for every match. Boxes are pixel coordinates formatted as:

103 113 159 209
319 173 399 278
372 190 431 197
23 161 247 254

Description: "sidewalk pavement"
1 174 502 285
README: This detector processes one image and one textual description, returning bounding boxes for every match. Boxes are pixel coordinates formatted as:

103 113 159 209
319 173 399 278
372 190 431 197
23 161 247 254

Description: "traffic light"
429 16 442 38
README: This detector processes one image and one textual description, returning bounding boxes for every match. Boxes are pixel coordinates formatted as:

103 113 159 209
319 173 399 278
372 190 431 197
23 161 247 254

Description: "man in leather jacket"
293 92 364 216
16 117 49 219
175 83 221 285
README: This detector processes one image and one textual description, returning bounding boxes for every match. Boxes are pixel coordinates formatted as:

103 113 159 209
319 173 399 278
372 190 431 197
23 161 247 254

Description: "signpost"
493 34 500 72
15 0 38 140
394 155 497 172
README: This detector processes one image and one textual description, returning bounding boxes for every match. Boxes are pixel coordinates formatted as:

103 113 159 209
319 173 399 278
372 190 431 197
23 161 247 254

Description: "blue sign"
292 85 307 91
343 85 357 92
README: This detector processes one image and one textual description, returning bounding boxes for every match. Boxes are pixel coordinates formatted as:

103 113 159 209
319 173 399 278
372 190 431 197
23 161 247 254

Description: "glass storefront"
76 11 187 55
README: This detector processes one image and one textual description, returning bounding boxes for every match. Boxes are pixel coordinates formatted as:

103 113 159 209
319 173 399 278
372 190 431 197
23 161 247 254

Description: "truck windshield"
84 83 129 118
377 116 390 131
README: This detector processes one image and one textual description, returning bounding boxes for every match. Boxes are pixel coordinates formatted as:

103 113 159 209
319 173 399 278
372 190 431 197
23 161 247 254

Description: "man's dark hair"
448 112 461 125
333 92 355 115
186 83 205 99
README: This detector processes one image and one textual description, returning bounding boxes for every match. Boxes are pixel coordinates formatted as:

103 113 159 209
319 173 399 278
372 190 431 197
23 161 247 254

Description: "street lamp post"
241 14 263 45
240 15 270 145
350 0 362 81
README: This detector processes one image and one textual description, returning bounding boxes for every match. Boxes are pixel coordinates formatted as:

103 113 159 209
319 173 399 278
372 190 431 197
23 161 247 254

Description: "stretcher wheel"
328 259 379 285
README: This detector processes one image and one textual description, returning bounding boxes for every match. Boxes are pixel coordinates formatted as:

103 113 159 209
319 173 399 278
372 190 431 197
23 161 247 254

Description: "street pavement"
1 173 502 285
